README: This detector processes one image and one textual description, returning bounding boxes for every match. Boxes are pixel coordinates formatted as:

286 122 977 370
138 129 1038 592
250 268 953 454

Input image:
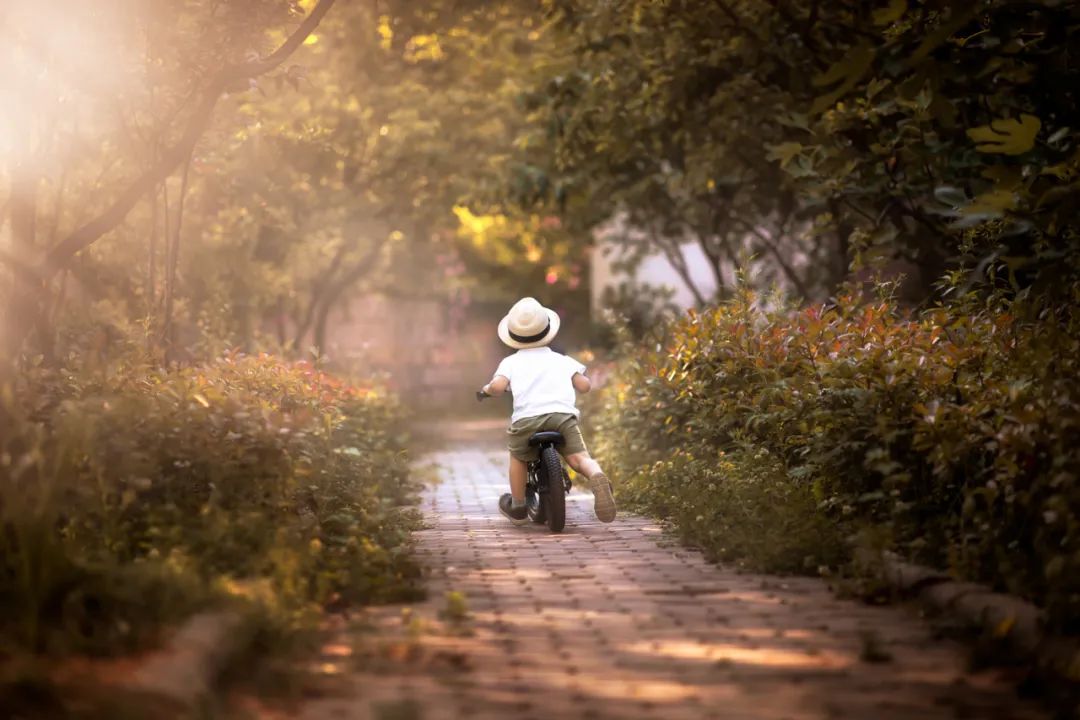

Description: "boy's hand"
478 376 508 400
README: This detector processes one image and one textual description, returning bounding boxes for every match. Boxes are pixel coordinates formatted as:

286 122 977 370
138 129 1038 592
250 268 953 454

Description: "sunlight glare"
0 1 134 164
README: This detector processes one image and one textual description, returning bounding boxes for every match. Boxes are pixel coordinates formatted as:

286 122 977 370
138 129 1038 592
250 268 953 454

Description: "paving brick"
296 448 1046 720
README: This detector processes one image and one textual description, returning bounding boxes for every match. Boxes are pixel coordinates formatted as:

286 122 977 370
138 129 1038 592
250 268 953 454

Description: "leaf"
966 115 1041 155
1040 150 1079 180
909 8 977 65
811 44 875 114
873 0 907 26
766 142 803 168
947 190 1016 230
813 44 874 88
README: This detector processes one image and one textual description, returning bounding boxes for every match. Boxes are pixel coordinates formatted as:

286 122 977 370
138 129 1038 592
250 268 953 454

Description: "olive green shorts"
507 412 588 462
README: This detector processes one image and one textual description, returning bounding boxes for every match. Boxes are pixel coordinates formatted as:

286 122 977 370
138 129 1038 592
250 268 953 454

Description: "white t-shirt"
493 347 587 423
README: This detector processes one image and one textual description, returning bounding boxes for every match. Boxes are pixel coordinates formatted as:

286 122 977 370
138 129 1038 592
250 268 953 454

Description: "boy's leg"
565 451 602 479
553 414 616 523
509 454 528 503
566 451 616 523
498 452 529 524
503 420 538 523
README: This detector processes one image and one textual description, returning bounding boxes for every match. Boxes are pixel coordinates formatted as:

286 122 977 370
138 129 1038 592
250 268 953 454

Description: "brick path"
295 445 1045 720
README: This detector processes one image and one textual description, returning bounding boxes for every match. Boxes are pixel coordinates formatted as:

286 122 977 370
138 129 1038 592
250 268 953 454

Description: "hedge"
594 285 1080 632
0 354 419 655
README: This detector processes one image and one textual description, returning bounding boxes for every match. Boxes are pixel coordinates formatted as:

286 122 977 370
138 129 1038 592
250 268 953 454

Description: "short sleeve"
493 355 514 382
565 353 587 376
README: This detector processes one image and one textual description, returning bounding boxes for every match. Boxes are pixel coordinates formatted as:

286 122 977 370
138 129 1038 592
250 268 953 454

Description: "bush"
0 354 419 655
595 283 1080 631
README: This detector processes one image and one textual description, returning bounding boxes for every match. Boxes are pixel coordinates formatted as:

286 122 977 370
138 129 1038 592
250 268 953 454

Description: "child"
479 297 617 524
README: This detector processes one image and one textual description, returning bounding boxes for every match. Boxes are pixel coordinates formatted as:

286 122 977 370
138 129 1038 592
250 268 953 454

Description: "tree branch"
309 239 389 351
292 239 350 349
650 227 709 307
734 218 812 299
41 0 336 277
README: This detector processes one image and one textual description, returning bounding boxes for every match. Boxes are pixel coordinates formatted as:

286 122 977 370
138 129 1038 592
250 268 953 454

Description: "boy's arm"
481 356 513 397
565 353 590 394
482 375 510 396
572 372 591 394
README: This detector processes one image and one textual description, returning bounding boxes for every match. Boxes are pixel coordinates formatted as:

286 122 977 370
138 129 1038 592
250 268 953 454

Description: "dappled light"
619 640 851 670
1 0 1077 717
306 447 1046 719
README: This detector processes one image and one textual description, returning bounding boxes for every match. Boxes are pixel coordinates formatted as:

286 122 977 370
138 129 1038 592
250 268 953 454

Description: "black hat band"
509 321 550 344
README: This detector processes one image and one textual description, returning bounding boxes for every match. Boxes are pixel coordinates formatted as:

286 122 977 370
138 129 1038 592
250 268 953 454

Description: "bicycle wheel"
526 478 546 523
540 446 565 532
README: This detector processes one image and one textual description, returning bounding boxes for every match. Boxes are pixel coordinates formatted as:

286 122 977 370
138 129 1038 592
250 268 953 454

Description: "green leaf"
967 115 1041 155
813 44 874 88
765 142 804 168
811 44 875 114
909 8 976 65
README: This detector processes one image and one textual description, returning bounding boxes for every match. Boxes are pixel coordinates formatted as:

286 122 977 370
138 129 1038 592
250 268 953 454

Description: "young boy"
479 297 617 524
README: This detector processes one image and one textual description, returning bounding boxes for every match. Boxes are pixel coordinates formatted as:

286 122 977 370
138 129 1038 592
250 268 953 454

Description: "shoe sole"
591 482 617 523
499 508 529 525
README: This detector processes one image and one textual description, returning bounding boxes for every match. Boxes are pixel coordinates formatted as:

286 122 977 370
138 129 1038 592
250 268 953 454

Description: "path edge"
127 609 254 711
856 549 1080 698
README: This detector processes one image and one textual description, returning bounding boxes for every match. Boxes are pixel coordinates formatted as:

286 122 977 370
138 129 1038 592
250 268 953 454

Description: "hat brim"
498 308 560 349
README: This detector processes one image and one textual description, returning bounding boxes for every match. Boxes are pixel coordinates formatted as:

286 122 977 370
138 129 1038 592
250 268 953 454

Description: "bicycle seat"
528 431 565 447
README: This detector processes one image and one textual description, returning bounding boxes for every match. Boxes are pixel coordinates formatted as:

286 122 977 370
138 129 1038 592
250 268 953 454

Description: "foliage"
592 280 678 348
0 0 333 358
520 0 1080 302
596 281 1080 631
773 0 1080 299
2 0 584 366
0 355 419 655
615 443 847 573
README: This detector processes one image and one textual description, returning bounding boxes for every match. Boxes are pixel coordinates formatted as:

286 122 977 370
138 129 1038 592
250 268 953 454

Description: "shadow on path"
290 443 1046 720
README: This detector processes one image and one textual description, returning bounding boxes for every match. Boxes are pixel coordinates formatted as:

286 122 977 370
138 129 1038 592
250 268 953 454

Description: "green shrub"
595 284 1080 631
0 354 420 655
617 444 847 573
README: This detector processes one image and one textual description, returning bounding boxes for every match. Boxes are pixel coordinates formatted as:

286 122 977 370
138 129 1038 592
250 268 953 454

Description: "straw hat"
497 297 561 349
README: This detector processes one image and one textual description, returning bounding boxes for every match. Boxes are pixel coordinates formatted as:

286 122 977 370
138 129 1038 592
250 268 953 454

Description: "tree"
0 0 335 362
517 0 1080 305
514 1 835 304
205 0 591 354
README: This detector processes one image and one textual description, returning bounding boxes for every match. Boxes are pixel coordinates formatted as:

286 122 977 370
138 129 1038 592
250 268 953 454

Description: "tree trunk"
313 296 332 355
829 199 852 292
1 0 337 360
694 229 727 299
651 228 710 306
148 183 159 315
735 219 813 300
40 0 337 281
307 240 388 354
5 149 50 362
162 155 192 361
292 240 349 350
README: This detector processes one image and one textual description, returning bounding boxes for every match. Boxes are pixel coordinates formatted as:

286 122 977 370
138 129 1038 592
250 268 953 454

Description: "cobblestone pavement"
294 445 1045 720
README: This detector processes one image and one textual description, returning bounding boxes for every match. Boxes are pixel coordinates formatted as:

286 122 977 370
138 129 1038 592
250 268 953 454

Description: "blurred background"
2 1 1080 715
11 1 1072 408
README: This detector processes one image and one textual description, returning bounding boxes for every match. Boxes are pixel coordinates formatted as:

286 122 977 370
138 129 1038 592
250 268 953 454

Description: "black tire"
540 446 565 532
526 482 546 523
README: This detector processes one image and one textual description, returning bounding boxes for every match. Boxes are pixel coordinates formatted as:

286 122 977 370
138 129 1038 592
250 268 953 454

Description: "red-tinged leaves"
593 285 1080 632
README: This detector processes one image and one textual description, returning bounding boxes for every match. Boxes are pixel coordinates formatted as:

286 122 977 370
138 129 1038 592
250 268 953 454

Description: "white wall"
591 217 721 313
